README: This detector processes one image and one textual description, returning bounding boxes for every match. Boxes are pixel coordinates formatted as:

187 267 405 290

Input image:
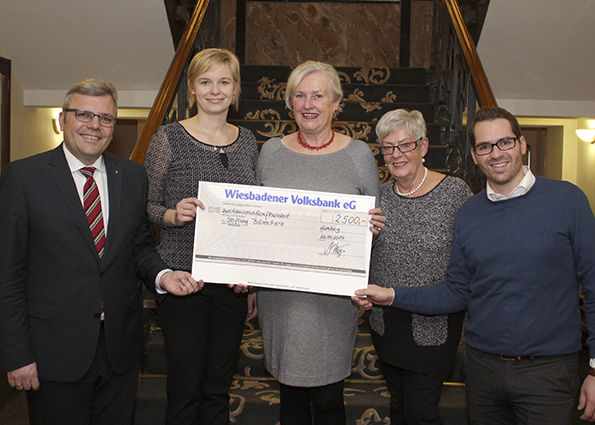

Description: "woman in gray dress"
354 109 472 424
255 61 385 425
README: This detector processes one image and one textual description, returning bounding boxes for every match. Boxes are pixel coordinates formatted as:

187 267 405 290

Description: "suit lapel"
103 154 122 266
47 145 100 261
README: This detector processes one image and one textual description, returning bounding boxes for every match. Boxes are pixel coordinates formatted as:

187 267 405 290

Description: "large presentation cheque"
192 182 375 296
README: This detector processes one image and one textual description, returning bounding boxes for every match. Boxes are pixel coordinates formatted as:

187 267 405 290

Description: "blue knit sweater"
392 177 595 357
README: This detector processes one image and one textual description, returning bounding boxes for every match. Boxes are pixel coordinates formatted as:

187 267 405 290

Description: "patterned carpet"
133 308 467 425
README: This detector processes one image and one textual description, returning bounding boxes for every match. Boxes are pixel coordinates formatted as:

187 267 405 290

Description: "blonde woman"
145 48 258 425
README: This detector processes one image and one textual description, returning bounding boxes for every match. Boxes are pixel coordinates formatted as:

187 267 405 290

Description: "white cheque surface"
192 182 375 296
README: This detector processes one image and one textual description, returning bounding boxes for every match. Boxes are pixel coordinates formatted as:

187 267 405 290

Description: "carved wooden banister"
430 0 495 192
443 0 496 108
130 0 212 163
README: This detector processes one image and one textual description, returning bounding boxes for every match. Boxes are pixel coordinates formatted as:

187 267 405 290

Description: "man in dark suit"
0 77 202 425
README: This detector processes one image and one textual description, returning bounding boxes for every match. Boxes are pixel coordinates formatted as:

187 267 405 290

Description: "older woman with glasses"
355 109 472 424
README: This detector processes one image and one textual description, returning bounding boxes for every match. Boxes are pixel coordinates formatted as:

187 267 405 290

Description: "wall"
14 108 594 210
231 1 432 68
1 50 25 163
107 119 140 159
15 107 63 160
577 130 595 211
543 125 564 181
9 75 27 161
521 127 547 177
3 4 593 217
9 104 150 162
0 53 59 163
518 116 595 211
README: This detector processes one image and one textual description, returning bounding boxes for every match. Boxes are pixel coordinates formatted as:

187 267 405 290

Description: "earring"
422 158 426 163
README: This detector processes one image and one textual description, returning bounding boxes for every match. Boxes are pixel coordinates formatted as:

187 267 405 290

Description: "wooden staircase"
133 64 469 425
228 65 458 185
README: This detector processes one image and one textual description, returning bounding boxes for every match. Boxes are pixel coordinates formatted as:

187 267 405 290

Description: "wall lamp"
576 129 595 144
52 119 61 134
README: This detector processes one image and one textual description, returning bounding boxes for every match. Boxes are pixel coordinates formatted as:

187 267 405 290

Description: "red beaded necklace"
297 129 335 151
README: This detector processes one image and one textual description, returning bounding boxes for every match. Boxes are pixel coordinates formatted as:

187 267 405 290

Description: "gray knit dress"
256 137 380 387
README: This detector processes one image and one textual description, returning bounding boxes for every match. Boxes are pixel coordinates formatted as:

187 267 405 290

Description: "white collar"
62 144 105 174
486 166 535 202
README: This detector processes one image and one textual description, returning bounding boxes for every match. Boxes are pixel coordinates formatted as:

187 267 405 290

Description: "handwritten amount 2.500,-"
333 212 367 226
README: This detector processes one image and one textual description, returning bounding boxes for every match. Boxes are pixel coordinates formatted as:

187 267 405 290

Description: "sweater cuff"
148 204 168 229
389 288 397 306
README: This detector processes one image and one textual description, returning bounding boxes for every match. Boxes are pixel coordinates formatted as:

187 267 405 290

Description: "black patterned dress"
369 176 471 380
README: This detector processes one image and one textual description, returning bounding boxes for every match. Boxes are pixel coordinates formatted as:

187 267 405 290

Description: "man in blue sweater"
355 107 595 424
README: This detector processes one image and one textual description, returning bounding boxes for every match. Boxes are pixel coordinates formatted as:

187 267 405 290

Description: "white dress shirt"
62 145 109 235
486 166 535 203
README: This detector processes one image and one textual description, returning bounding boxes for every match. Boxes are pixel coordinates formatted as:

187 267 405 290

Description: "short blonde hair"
284 61 343 114
187 48 241 111
375 109 427 143
63 77 118 110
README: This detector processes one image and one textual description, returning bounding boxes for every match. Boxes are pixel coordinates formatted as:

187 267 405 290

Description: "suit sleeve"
131 168 168 298
0 164 37 371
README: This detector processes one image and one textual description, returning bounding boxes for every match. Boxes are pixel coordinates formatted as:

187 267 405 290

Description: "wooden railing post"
130 0 212 163
430 0 495 191
442 0 496 107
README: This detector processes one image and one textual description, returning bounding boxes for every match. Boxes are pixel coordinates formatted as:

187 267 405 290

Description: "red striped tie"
81 167 106 260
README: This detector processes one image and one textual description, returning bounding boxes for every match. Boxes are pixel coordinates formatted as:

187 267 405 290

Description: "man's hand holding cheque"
160 270 204 296
352 284 395 309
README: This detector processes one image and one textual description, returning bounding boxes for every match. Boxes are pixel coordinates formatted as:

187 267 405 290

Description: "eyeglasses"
473 137 518 156
63 108 117 128
380 137 422 155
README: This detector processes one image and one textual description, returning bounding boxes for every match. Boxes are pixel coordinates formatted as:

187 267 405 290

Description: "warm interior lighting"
576 129 595 143
52 118 61 134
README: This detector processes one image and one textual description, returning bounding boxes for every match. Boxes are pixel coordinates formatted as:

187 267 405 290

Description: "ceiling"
476 0 595 118
1 0 593 117
0 0 175 108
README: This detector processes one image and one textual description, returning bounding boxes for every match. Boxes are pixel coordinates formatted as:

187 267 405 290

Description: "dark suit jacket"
0 145 166 382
